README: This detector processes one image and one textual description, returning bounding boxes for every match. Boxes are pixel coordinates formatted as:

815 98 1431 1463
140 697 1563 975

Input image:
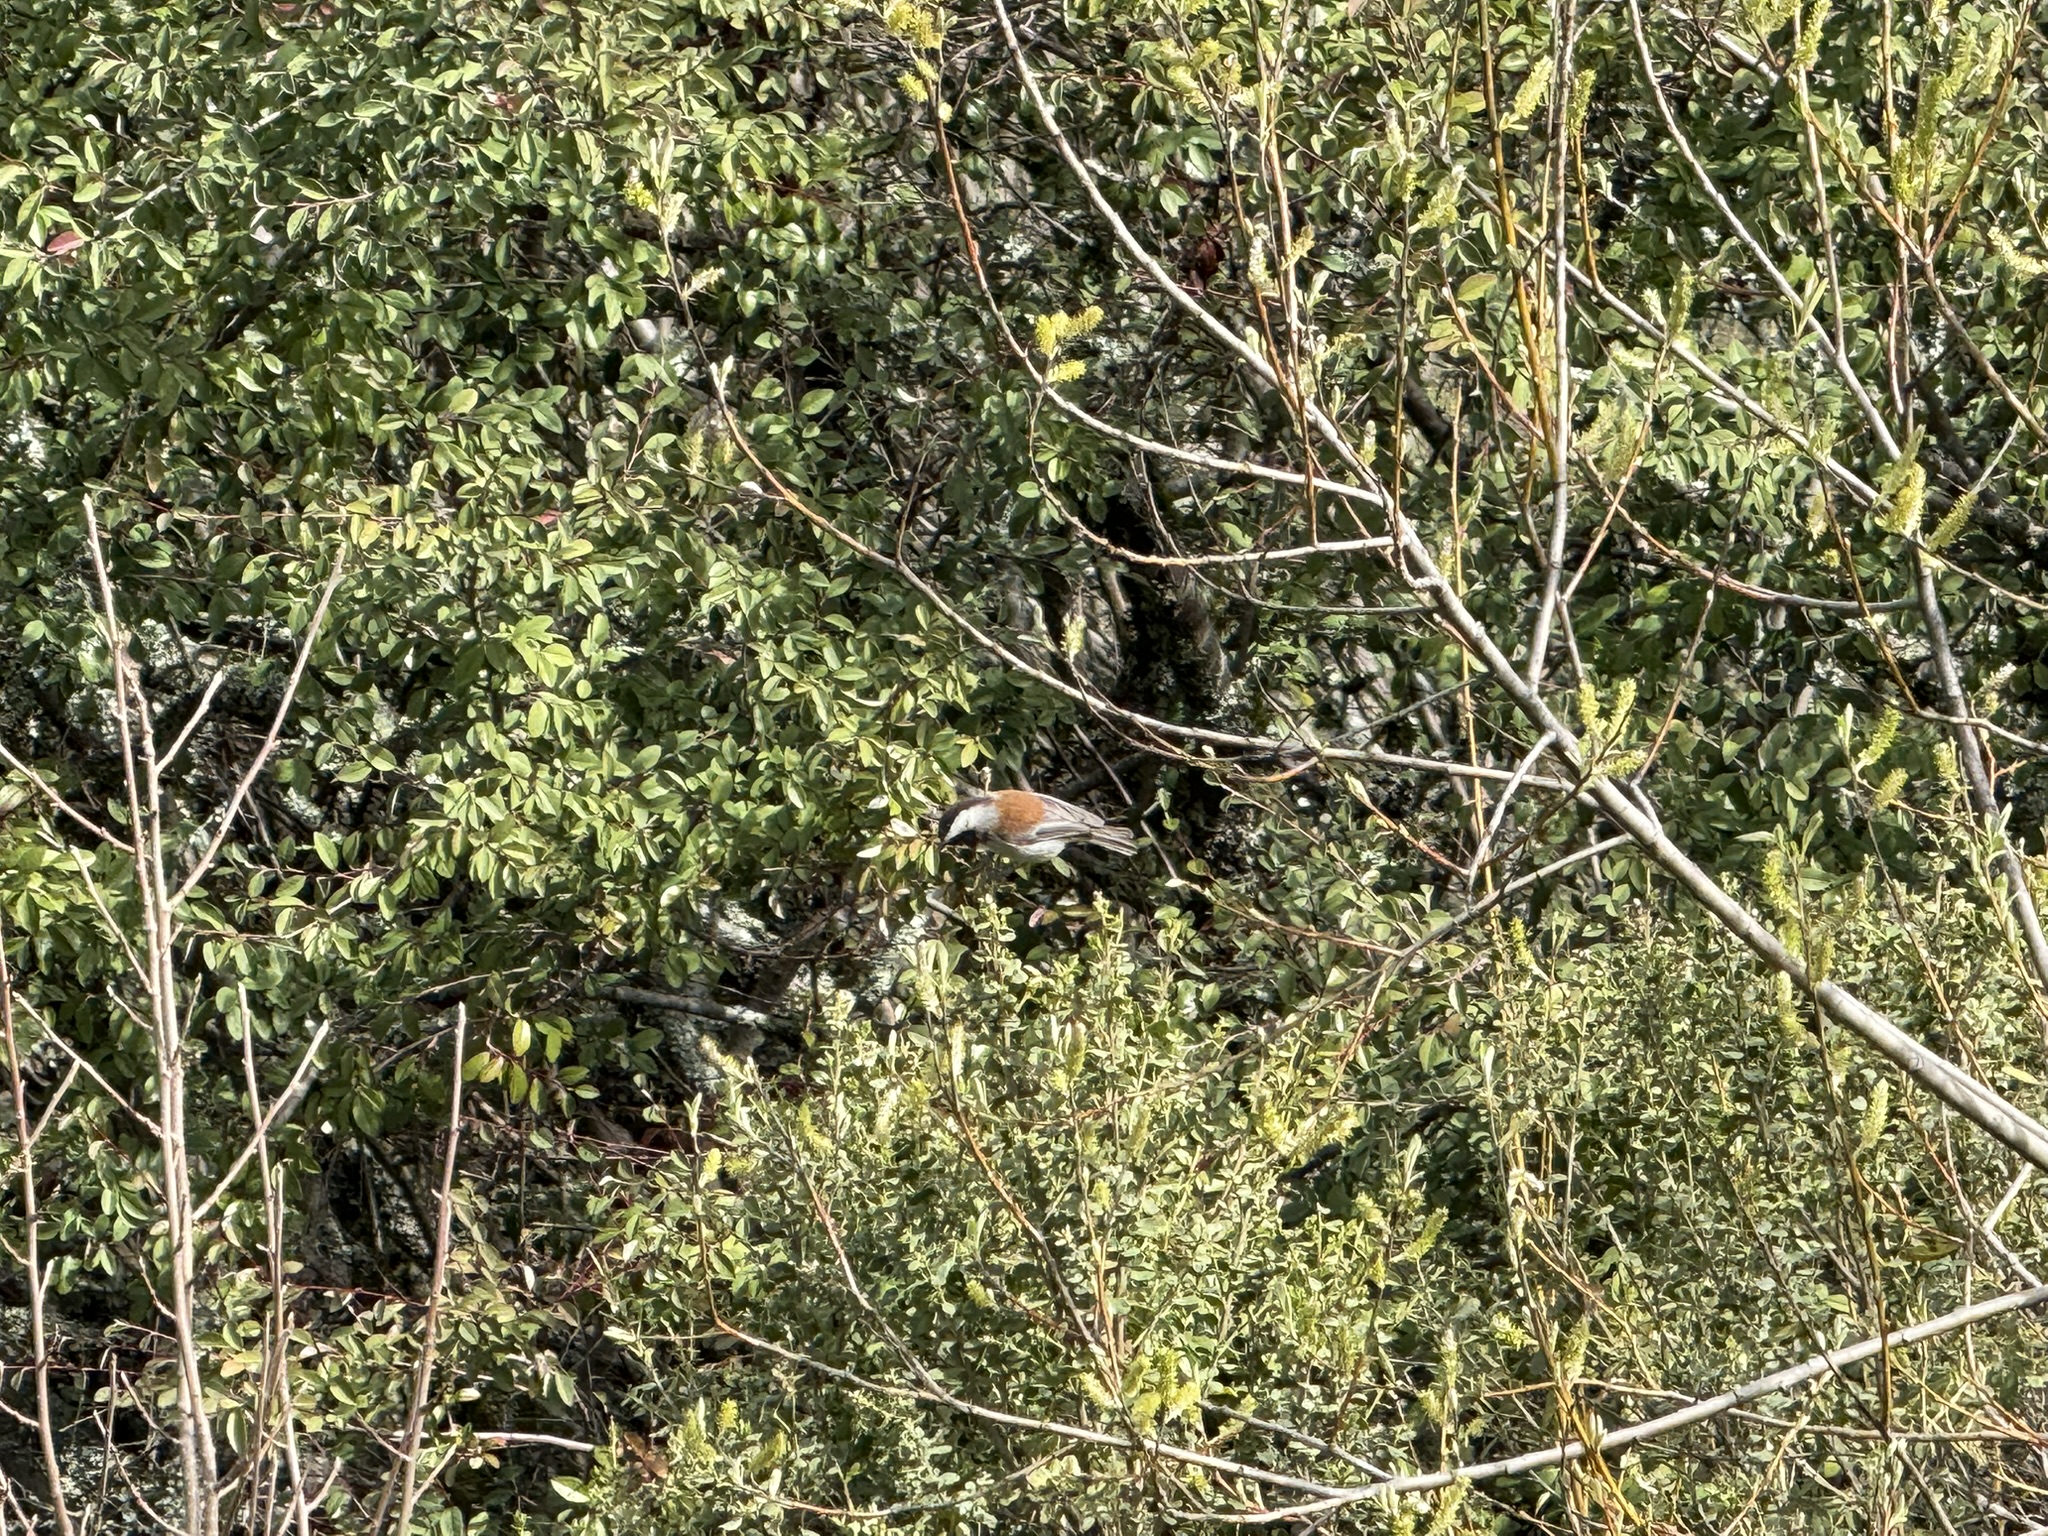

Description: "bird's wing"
1028 796 1111 841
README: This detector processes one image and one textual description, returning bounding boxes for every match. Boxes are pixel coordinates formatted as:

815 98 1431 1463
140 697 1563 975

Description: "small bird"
936 790 1137 861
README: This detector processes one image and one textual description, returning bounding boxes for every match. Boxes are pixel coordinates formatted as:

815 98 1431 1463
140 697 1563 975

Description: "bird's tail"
1082 825 1138 856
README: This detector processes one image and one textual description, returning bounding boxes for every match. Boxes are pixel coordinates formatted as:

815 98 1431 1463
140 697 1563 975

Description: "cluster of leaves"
2 0 2048 1527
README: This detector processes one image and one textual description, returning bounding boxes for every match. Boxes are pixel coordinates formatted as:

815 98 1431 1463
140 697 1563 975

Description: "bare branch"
239 988 315 1536
193 1020 333 1222
0 741 124 848
1465 730 1557 890
5 991 161 1142
82 498 221 1534
1625 0 1899 457
169 558 347 910
711 1272 2048 1522
0 920 76 1536
1208 1283 2048 1521
1526 0 1579 686
369 1004 468 1536
160 669 229 771
1911 552 2048 1010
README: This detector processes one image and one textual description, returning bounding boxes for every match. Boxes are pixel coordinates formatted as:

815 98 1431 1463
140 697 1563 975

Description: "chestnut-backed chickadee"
936 790 1137 861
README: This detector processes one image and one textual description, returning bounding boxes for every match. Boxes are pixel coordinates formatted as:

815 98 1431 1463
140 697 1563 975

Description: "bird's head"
936 797 1000 847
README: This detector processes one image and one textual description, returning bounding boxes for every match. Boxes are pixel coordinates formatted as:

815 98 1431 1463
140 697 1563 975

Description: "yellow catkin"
1934 740 1960 789
1880 460 1926 537
882 0 944 51
1567 68 1596 137
1417 172 1462 230
1507 57 1554 129
1990 228 2048 280
1858 1081 1890 1151
1926 489 1976 550
1776 972 1803 1038
1507 916 1535 972
1856 706 1899 770
1792 0 1830 69
1761 849 1799 926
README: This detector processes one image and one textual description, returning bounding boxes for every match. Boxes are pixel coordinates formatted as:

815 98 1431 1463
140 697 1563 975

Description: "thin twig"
1526 0 1578 686
1625 0 1898 456
471 1431 600 1453
1465 730 1557 890
369 1004 468 1536
239 988 314 1536
160 669 229 771
0 919 75 1536
193 1020 333 1223
4 991 161 1141
0 742 124 848
1204 1281 2048 1521
710 1280 2048 1520
1911 551 2048 1011
1629 2 2048 1006
169 559 346 909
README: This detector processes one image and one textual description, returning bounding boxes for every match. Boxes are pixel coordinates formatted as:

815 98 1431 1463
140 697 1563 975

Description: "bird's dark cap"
935 798 988 844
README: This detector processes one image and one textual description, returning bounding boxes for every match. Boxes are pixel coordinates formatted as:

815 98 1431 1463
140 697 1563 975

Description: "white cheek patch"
947 802 1003 841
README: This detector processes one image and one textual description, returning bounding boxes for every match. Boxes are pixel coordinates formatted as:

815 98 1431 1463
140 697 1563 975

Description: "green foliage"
3 0 2048 1527
564 891 2048 1529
